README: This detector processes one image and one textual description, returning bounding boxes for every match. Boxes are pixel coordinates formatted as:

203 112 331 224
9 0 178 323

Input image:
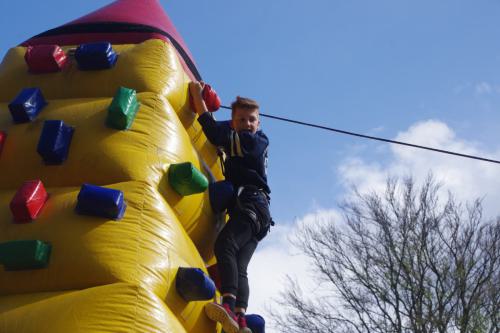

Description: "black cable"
220 105 500 165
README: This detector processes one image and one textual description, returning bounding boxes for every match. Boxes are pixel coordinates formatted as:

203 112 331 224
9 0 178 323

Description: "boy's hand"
189 81 204 98
189 81 208 115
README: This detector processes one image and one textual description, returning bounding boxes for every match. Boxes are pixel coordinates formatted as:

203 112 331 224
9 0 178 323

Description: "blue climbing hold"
76 184 126 220
175 267 216 301
37 120 74 164
246 314 266 333
8 87 47 123
209 180 235 213
75 42 118 70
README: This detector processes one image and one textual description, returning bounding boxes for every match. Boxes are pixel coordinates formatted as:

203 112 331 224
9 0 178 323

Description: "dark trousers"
214 187 272 309
214 213 258 309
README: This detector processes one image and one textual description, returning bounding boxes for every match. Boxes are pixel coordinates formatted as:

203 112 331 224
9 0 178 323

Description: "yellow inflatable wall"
0 39 224 332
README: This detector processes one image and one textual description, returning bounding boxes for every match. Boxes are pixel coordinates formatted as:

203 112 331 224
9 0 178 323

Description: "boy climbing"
189 81 273 333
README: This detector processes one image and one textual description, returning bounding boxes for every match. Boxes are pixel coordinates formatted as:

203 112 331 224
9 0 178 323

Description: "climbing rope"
219 105 500 165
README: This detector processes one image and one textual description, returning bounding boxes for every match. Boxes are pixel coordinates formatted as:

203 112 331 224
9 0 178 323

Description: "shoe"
237 314 252 333
205 302 239 333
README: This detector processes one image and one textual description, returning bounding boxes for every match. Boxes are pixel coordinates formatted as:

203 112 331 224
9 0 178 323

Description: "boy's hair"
231 96 259 117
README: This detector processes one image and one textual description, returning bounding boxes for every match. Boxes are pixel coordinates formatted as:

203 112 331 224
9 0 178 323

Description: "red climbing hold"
202 83 221 112
190 82 221 112
10 180 49 223
25 45 68 73
0 131 6 155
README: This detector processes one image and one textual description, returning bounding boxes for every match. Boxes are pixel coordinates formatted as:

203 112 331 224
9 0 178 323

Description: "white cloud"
369 126 385 134
338 119 500 217
457 81 500 96
475 81 493 95
474 81 500 95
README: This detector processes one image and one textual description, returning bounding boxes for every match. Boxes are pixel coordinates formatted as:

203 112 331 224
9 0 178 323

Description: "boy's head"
231 96 260 133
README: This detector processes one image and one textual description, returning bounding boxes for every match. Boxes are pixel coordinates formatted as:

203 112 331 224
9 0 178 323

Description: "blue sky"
170 0 500 220
2 0 500 326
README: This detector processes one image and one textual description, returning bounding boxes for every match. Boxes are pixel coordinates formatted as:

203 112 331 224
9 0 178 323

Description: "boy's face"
232 107 260 134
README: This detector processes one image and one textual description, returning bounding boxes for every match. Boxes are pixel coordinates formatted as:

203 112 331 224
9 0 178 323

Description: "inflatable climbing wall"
0 0 232 332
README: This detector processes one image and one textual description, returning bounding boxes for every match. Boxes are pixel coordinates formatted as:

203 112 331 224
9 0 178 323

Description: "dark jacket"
197 112 271 195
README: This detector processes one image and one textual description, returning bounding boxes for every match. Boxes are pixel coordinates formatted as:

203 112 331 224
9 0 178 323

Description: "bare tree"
272 177 499 333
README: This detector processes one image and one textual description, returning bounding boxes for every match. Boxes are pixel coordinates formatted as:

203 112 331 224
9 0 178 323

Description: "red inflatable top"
21 0 201 80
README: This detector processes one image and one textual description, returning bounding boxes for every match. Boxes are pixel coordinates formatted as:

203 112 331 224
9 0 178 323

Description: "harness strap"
216 147 226 176
230 131 244 158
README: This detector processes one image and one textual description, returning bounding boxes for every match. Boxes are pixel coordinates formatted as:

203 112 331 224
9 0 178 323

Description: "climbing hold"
75 42 118 70
0 131 6 155
76 184 126 220
8 87 48 123
24 44 68 73
175 267 216 301
209 180 235 213
0 240 52 271
246 314 266 333
106 87 140 130
189 83 221 112
202 84 221 112
10 180 48 223
168 162 208 196
37 120 74 164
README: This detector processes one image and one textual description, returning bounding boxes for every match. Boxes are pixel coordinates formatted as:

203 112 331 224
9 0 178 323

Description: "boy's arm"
239 130 269 158
189 81 230 146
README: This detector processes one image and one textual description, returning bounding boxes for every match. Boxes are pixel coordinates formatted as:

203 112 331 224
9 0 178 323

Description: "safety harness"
216 132 274 240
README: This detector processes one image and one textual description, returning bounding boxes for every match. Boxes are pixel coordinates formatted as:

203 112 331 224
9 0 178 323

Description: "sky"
1 1 500 332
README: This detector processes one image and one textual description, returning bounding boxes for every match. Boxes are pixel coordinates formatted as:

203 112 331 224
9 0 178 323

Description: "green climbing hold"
0 240 52 271
168 162 209 196
106 86 140 130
